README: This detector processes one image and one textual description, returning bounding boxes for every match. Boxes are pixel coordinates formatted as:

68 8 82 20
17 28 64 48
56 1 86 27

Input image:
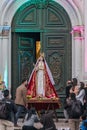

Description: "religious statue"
35 54 45 97
27 53 58 99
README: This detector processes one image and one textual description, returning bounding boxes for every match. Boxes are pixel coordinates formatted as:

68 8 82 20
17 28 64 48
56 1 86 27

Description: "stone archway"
0 0 83 105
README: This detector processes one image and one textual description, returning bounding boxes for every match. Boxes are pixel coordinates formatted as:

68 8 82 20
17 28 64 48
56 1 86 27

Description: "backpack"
70 100 82 118
0 100 9 119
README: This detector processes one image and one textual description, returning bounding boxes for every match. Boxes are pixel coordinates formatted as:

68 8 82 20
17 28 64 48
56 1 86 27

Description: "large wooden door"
11 32 40 97
11 0 72 117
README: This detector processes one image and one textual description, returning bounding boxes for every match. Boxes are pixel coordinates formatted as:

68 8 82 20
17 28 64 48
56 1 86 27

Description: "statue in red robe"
27 53 58 99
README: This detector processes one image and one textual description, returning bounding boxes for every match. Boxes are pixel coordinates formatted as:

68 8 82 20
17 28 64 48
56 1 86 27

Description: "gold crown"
40 52 45 57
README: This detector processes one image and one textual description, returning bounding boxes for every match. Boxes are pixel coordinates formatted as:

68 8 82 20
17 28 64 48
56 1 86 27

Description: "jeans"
15 105 27 125
64 109 69 120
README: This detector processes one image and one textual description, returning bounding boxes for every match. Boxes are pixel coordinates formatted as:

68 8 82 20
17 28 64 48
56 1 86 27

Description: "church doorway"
11 0 72 117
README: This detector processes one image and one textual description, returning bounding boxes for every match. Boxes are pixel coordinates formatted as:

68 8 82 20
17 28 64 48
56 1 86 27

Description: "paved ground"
14 118 70 130
14 119 81 130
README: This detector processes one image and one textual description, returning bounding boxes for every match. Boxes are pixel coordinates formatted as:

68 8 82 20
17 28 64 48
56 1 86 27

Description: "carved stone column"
71 25 84 81
0 37 3 77
1 37 9 87
0 24 10 88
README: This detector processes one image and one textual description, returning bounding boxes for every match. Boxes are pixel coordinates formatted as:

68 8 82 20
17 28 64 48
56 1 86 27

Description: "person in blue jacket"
80 114 87 130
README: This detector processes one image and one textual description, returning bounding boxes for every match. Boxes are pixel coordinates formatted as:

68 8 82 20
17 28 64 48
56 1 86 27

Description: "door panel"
11 33 36 98
42 32 71 92
42 32 71 117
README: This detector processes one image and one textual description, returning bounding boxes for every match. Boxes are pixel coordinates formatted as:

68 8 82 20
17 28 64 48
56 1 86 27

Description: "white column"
0 37 3 77
74 38 82 81
72 33 75 78
8 31 11 93
1 36 9 88
0 23 11 91
71 25 84 82
84 0 87 82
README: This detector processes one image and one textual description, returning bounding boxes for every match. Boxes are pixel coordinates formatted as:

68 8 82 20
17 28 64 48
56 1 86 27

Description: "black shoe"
14 124 20 127
65 120 68 123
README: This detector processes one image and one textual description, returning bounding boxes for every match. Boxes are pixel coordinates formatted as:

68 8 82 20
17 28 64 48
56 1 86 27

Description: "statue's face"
39 56 43 61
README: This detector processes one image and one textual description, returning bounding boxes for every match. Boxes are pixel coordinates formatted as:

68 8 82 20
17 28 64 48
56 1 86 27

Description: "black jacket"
2 98 17 122
40 111 57 130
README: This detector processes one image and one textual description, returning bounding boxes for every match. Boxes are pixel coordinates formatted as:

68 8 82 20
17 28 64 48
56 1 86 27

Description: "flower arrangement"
26 95 32 99
37 94 44 100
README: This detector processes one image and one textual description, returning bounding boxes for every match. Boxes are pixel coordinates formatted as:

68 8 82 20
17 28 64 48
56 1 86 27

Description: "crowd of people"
0 78 57 130
64 78 87 130
0 77 87 130
0 53 87 130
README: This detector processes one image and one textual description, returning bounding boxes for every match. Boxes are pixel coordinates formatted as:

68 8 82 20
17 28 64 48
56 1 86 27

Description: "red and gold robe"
27 57 58 99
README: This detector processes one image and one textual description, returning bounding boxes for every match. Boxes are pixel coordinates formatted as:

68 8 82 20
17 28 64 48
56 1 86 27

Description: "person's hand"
69 88 74 93
74 85 79 95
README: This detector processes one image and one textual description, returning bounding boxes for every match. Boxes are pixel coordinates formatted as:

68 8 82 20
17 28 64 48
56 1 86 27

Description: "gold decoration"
36 41 41 59
26 95 32 99
0 75 2 84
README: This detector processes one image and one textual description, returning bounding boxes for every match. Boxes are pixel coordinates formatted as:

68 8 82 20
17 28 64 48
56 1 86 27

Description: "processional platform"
27 97 60 110
27 97 61 121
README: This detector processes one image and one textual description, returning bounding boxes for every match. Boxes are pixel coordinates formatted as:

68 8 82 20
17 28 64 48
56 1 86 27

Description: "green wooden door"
11 32 37 97
11 0 72 117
